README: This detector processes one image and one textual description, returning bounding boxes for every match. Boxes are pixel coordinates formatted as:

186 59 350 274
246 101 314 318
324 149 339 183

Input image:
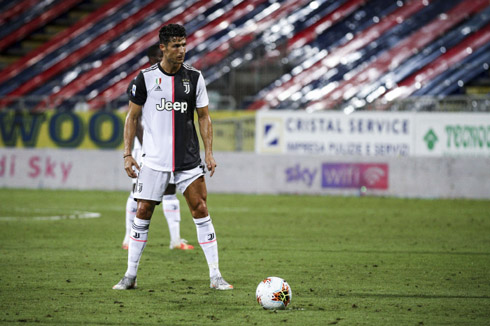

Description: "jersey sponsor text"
156 98 188 113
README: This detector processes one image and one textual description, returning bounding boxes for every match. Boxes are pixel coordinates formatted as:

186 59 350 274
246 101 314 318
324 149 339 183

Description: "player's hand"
205 154 217 177
124 155 140 178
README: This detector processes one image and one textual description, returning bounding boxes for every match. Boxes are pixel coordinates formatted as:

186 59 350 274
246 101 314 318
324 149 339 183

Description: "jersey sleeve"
126 77 136 99
128 71 147 106
196 73 209 108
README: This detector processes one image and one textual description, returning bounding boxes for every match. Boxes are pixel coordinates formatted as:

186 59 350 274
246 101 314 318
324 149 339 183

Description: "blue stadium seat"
0 0 61 40
357 5 490 101
0 0 488 112
273 0 463 110
0 0 154 97
413 43 490 96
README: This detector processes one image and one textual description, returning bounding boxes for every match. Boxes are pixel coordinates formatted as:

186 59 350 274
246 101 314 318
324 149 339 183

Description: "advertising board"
256 111 490 157
0 111 125 149
414 113 490 156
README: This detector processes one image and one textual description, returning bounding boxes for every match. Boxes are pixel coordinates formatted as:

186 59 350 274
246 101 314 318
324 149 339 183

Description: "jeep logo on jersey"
156 98 188 113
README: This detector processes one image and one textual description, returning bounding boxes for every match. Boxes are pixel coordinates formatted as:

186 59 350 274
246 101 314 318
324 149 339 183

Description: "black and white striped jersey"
129 62 209 172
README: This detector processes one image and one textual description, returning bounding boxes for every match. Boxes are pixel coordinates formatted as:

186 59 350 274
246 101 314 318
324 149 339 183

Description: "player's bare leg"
184 176 232 290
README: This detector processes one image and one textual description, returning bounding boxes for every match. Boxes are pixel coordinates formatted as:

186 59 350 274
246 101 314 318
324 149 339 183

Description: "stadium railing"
1 95 488 113
366 95 490 112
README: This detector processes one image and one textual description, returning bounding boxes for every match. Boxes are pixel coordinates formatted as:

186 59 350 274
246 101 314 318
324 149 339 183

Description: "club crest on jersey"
156 98 188 113
182 79 190 94
155 78 162 91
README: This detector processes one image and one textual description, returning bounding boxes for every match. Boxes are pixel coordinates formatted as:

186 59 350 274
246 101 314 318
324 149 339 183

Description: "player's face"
161 37 186 65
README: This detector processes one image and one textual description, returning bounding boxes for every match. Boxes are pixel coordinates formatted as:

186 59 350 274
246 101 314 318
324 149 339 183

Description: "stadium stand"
190 0 312 70
2 0 167 99
53 0 218 110
88 0 310 110
247 0 489 111
413 43 490 96
303 0 490 111
380 24 490 101
0 0 131 86
0 0 112 70
247 0 434 111
0 0 39 26
0 0 488 112
86 0 270 110
0 0 84 51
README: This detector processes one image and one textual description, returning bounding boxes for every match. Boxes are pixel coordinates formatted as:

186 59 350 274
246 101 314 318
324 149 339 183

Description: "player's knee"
190 199 208 218
136 201 155 219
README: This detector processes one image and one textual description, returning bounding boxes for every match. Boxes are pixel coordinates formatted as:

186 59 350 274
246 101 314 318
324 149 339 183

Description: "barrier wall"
1 148 488 199
0 111 125 149
256 111 490 157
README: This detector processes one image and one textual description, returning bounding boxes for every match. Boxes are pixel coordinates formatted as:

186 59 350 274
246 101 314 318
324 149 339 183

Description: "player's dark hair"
147 43 162 63
159 24 186 45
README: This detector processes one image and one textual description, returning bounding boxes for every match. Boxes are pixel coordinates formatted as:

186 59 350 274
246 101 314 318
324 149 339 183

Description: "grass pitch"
1 189 489 325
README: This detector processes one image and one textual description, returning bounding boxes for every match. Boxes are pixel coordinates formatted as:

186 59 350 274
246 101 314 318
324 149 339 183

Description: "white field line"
0 205 328 221
101 205 328 214
0 211 101 221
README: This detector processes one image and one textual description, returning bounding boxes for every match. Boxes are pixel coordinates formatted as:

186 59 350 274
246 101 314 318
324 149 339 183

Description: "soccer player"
122 44 194 251
113 24 233 291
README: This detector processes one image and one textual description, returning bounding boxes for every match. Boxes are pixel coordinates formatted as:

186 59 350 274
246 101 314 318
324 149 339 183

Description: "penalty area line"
0 211 101 221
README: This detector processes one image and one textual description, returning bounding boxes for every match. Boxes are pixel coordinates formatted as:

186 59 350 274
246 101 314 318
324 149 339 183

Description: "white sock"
163 194 181 246
123 193 137 244
194 216 220 278
125 217 150 278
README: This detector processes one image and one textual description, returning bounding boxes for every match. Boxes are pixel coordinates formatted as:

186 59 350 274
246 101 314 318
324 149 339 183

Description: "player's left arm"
196 105 216 177
123 101 143 178
135 116 143 145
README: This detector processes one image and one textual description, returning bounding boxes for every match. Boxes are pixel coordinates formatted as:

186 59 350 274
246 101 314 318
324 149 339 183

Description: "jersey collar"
158 62 182 76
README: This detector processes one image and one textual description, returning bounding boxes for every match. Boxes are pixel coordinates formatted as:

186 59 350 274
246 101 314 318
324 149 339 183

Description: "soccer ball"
256 276 292 310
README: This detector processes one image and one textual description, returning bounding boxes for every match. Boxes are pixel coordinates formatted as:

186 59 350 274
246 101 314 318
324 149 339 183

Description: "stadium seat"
0 0 149 97
305 0 489 111
0 0 488 112
0 0 132 87
93 0 310 110
414 43 490 96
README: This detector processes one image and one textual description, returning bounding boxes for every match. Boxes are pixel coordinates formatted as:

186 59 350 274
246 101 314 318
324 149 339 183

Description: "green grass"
1 189 489 325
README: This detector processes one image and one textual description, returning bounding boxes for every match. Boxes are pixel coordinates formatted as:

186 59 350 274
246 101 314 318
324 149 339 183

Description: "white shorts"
133 164 205 203
131 169 174 187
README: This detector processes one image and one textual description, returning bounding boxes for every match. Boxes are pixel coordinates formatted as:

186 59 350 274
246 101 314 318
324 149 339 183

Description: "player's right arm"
123 101 143 178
